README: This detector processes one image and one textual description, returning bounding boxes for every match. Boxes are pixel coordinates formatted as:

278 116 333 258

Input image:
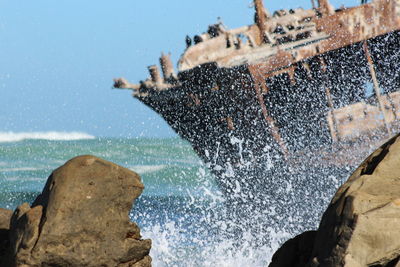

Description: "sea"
0 131 352 266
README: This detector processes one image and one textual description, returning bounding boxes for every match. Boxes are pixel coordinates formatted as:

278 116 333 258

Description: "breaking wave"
130 165 166 174
0 131 95 143
3 177 45 182
0 167 41 172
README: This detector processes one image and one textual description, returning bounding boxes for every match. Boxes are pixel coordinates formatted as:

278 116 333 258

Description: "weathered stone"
6 155 151 267
0 208 13 263
309 134 400 266
0 208 12 230
268 231 316 267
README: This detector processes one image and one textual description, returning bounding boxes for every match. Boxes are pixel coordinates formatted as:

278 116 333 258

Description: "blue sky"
0 0 359 138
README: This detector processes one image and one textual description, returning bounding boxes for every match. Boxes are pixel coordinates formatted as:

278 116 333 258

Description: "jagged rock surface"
309 134 400 266
0 208 12 230
4 155 151 267
268 231 316 267
270 134 400 267
0 208 12 261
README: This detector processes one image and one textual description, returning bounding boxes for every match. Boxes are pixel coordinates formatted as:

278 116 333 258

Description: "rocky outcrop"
270 134 400 267
0 208 12 261
309 134 400 267
0 208 12 230
268 231 316 267
2 155 151 267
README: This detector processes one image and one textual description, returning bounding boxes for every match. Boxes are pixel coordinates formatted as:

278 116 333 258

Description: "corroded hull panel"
115 0 400 197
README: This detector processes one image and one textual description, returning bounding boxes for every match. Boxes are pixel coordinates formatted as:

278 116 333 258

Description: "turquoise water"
0 133 348 266
0 137 217 207
2 135 266 266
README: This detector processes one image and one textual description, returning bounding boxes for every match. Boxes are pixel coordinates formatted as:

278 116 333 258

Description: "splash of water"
130 134 351 266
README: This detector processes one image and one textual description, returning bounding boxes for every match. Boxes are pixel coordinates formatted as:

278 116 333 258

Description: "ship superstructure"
115 0 400 191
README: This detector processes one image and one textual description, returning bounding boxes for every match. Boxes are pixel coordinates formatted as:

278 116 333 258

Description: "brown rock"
268 231 316 267
0 208 12 230
6 155 151 267
0 208 13 263
309 134 400 266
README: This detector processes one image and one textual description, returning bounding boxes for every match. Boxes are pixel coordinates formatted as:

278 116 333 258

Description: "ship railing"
179 27 264 71
179 7 317 71
327 91 400 142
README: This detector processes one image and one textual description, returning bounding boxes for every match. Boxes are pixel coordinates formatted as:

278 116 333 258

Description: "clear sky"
0 0 360 138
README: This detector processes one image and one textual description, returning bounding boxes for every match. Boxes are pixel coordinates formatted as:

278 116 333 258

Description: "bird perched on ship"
185 35 192 48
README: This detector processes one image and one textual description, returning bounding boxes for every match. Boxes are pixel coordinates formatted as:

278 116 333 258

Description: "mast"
148 65 162 85
254 0 268 45
318 0 335 16
311 0 316 9
159 53 175 80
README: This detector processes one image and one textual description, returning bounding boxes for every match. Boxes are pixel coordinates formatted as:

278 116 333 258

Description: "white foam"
130 165 166 174
141 219 288 267
0 131 95 143
1 167 40 172
3 177 45 182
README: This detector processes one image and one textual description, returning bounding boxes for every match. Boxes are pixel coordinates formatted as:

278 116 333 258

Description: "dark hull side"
136 31 400 196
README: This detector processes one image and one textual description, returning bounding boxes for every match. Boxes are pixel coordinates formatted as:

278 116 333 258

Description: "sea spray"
132 164 295 266
131 133 352 266
0 137 350 266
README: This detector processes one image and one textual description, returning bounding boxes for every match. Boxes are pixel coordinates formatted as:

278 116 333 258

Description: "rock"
0 208 12 230
309 134 400 266
5 155 151 267
0 208 12 262
269 134 400 267
268 231 316 267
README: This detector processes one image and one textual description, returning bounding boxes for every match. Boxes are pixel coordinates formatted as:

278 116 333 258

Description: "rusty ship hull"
115 0 400 193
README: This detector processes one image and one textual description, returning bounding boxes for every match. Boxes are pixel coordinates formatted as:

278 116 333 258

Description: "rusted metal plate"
248 0 400 82
115 0 400 160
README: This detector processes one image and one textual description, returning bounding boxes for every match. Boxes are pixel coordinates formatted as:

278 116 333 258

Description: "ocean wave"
3 177 46 182
130 165 166 174
0 131 95 143
0 167 41 172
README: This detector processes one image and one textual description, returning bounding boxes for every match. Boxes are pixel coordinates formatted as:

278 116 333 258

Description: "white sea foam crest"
130 165 166 174
0 131 95 143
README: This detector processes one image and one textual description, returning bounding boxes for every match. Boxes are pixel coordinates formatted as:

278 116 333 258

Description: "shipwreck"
115 0 400 192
